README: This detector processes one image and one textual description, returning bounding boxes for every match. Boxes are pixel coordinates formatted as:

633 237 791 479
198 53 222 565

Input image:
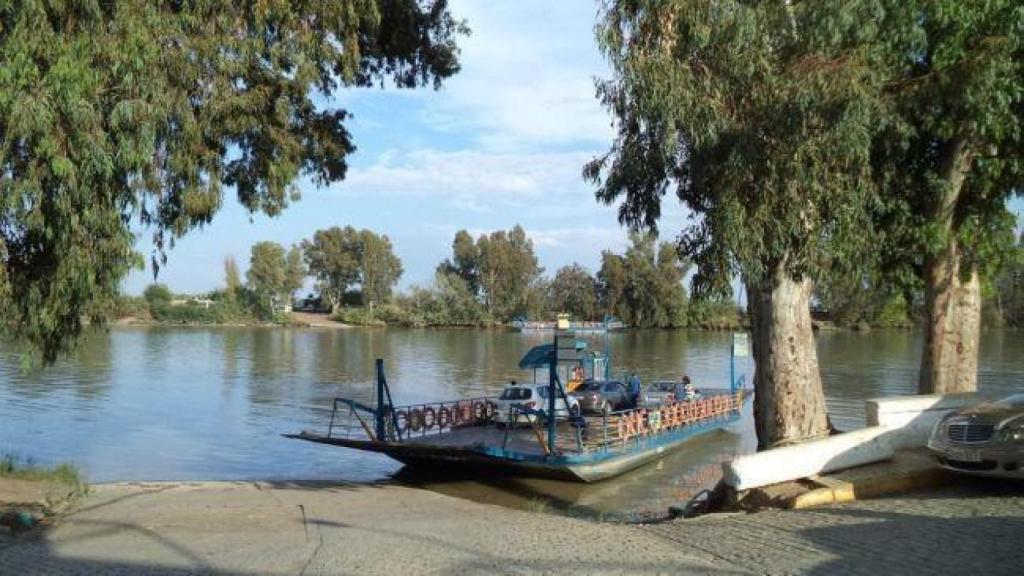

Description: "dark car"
571 380 631 415
927 393 1024 478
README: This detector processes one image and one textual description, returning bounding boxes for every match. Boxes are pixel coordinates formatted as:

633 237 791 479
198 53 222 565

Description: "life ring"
623 413 637 437
617 416 629 440
422 406 436 430
484 401 496 420
394 409 409 433
437 406 451 428
450 403 463 426
472 401 485 421
409 408 424 432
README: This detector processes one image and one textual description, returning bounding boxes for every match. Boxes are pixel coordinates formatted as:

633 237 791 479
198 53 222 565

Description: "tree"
587 2 887 448
994 234 1024 327
549 264 599 320
871 2 1023 394
594 234 688 328
0 1 466 363
284 246 307 304
143 284 173 309
476 225 542 320
224 257 242 300
437 230 480 295
302 227 363 314
247 242 289 315
358 230 403 307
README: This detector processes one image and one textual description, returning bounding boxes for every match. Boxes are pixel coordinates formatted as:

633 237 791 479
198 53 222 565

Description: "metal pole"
548 335 558 454
375 359 386 441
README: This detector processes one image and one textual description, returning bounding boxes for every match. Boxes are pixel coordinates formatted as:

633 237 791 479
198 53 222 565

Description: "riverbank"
2 478 1021 574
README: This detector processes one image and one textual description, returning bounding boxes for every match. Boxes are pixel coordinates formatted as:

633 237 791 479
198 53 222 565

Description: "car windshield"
500 387 532 401
578 381 603 392
995 393 1024 408
653 381 675 392
603 382 620 393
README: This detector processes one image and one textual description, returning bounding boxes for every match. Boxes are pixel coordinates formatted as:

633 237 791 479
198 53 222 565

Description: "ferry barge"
287 331 750 482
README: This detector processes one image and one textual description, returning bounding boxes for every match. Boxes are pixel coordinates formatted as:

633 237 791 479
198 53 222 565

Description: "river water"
1 327 1020 520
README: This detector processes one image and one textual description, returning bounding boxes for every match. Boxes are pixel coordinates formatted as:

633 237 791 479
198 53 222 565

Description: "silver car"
927 393 1024 478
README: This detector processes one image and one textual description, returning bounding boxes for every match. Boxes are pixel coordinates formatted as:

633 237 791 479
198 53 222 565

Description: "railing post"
375 359 387 441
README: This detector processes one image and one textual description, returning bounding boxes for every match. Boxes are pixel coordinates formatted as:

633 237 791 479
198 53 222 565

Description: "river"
1 327 1020 521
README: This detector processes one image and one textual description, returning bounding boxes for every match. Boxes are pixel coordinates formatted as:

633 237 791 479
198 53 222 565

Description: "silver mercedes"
928 393 1024 479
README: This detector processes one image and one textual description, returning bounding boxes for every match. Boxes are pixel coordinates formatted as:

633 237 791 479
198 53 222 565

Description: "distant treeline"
121 225 1024 330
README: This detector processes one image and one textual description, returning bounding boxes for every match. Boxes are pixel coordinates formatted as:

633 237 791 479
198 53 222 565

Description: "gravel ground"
1 477 1021 575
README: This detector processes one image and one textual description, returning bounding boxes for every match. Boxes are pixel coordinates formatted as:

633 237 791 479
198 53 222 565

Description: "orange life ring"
410 408 424 432
472 401 485 421
617 416 629 440
437 406 451 428
422 406 436 429
624 413 637 436
485 400 497 420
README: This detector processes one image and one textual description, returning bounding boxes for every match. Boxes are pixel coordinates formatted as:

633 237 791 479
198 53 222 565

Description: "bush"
143 283 173 307
150 299 256 324
686 298 744 330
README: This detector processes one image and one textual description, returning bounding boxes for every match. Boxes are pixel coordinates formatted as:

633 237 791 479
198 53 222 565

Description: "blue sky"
122 1 1022 296
123 1 671 295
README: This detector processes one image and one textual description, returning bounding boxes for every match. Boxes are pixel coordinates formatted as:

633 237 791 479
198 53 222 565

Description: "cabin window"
500 388 532 401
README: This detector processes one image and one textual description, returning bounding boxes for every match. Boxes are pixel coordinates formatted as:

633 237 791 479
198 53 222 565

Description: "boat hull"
286 410 740 482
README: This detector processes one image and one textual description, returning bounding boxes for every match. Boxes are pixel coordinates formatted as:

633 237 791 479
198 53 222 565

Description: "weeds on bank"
1 453 88 500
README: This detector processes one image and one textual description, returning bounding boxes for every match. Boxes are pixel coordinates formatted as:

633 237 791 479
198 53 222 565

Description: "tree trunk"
919 137 979 395
746 265 830 450
920 243 981 394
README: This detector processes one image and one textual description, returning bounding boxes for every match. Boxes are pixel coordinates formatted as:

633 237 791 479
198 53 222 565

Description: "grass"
1 453 88 499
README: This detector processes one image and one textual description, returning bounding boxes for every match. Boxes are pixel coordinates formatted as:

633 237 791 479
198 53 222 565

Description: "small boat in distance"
511 313 626 333
286 332 752 482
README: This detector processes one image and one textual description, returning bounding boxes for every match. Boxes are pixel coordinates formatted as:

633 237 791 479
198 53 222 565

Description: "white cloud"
426 0 614 151
334 148 596 211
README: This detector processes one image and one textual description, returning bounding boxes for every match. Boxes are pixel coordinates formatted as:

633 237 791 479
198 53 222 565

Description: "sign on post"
732 333 749 358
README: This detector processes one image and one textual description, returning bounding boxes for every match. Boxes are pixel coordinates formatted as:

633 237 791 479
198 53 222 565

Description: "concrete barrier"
866 393 981 450
723 426 895 491
723 393 983 491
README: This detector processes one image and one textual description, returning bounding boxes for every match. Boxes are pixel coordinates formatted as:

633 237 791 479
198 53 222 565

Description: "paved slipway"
1 479 1022 575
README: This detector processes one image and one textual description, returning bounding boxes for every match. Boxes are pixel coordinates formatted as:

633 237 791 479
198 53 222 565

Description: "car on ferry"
493 383 580 427
571 380 632 415
927 393 1024 479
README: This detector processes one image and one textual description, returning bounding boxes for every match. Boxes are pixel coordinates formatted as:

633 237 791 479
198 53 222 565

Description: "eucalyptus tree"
587 1 889 447
358 230 403 307
0 0 465 362
550 264 599 320
247 241 289 316
873 1 1023 394
302 226 362 314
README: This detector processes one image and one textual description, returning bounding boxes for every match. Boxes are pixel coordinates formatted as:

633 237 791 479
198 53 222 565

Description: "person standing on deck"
628 371 642 407
674 375 691 403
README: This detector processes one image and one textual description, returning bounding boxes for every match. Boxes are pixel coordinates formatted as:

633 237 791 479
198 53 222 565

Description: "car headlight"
999 420 1024 443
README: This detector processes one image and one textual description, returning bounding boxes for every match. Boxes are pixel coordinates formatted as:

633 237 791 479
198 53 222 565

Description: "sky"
122 1 682 296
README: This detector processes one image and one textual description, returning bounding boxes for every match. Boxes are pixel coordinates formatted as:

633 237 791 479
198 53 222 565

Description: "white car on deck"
493 383 579 427
927 393 1024 479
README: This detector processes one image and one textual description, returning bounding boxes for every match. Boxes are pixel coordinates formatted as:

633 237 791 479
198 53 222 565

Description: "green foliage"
438 226 542 321
302 226 363 312
1 452 86 498
302 226 402 312
992 235 1024 327
223 256 242 300
247 241 289 317
143 284 173 307
149 297 254 325
686 298 743 330
0 0 465 363
587 1 890 296
549 264 599 320
597 234 689 328
393 273 490 327
872 0 1023 291
814 273 913 328
358 230 403 305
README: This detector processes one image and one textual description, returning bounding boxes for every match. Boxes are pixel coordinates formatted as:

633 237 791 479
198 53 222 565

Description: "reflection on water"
0 327 1020 519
